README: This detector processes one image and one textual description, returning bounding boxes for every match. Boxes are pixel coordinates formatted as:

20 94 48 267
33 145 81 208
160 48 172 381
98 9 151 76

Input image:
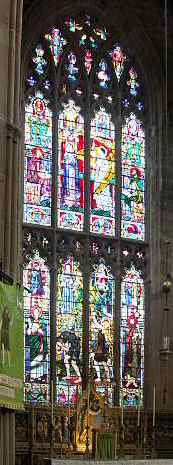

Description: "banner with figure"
0 282 24 409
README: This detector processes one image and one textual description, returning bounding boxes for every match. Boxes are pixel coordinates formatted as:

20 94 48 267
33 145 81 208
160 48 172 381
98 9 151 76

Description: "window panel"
90 109 115 236
24 15 146 409
57 100 84 231
121 113 145 240
23 252 50 403
24 92 52 226
56 257 83 406
120 265 144 407
89 259 115 404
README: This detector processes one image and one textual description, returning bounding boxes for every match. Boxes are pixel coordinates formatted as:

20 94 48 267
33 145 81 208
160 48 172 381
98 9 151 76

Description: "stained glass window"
58 100 84 231
24 14 147 409
121 113 145 240
120 265 144 407
90 109 115 235
56 257 83 406
24 92 52 226
89 259 114 404
23 252 50 403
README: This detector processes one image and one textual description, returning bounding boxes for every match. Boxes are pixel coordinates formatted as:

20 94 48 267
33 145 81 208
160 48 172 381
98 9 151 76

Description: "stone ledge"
48 460 173 465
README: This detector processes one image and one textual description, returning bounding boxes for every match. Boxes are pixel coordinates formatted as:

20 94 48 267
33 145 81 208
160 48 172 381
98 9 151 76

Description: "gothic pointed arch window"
23 14 146 407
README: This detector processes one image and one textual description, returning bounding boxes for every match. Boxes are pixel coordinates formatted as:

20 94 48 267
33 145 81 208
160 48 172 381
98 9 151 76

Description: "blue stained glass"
58 100 84 231
67 52 78 81
45 28 67 66
98 60 110 88
33 44 47 75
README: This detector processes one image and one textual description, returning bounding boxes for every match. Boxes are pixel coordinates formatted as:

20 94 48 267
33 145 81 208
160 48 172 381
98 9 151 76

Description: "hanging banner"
0 282 24 409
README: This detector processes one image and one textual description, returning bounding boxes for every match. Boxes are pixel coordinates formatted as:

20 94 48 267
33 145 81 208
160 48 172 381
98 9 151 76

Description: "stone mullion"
114 98 122 406
10 0 23 278
49 98 58 403
4 0 18 273
82 95 91 390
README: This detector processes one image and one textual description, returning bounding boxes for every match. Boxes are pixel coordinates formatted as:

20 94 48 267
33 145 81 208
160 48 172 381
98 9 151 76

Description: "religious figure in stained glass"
24 92 52 225
109 45 126 81
90 110 115 235
90 259 114 402
58 100 84 230
33 44 47 75
23 253 50 403
98 60 110 88
120 266 144 407
67 52 78 81
45 28 67 66
24 14 146 408
121 113 145 240
56 257 83 405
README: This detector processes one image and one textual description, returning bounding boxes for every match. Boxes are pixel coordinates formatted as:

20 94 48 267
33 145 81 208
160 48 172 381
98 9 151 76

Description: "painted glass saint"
23 252 50 403
120 266 144 407
98 60 110 88
56 257 83 405
109 45 126 81
121 113 145 240
24 92 52 226
90 109 115 235
58 100 84 230
33 44 47 75
89 259 114 404
45 28 67 66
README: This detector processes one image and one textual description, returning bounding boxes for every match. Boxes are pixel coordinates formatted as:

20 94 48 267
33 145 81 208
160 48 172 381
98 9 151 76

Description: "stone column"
9 411 15 465
0 411 4 465
3 412 10 465
4 0 18 273
11 0 23 277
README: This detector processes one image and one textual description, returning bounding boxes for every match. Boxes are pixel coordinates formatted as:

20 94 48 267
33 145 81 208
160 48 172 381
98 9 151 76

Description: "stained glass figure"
98 60 110 88
127 67 139 96
89 259 114 403
56 257 83 405
33 44 47 75
109 45 126 81
45 28 67 66
79 33 97 48
90 109 115 235
85 50 92 74
120 265 144 407
24 92 52 225
44 79 51 90
94 26 108 41
27 75 36 87
65 17 83 33
58 100 84 230
121 113 145 240
66 52 78 81
23 252 50 403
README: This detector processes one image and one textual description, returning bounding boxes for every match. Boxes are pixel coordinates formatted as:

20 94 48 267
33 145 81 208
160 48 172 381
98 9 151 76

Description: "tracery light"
24 14 146 407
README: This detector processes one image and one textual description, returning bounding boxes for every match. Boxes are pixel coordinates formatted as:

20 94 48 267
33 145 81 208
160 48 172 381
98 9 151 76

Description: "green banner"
0 282 24 409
